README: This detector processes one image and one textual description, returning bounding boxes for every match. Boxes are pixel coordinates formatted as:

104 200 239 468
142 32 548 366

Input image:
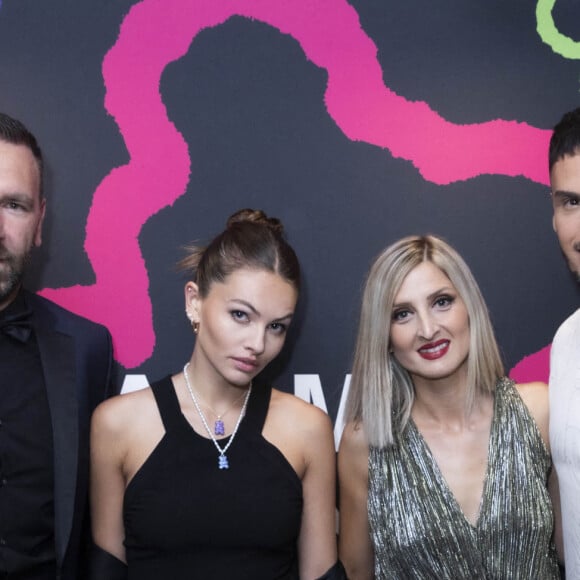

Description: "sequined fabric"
368 378 559 579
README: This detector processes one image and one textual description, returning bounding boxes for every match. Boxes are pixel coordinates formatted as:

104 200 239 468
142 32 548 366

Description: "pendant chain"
182 363 252 469
202 390 246 421
195 388 246 435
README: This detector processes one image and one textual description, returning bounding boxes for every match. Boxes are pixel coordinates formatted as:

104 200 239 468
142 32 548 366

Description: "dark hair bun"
227 208 284 236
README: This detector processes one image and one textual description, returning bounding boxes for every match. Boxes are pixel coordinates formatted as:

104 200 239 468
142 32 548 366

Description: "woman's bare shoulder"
514 381 550 447
514 380 548 393
514 380 549 412
270 388 332 433
92 387 157 436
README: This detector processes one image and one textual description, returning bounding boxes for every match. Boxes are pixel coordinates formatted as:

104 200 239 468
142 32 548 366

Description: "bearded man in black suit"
0 111 115 579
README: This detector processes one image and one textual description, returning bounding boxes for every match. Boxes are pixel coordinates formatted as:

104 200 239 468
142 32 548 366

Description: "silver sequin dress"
368 378 559 579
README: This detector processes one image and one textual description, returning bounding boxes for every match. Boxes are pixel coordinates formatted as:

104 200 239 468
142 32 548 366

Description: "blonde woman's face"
389 261 470 389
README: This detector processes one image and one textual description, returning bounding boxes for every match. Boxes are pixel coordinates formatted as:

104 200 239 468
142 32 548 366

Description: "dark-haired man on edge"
0 111 114 579
549 107 580 578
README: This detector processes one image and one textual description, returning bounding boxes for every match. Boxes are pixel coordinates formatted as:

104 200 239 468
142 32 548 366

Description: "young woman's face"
186 267 298 387
389 261 470 388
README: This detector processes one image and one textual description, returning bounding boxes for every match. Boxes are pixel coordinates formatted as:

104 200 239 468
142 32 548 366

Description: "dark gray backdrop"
1 0 578 423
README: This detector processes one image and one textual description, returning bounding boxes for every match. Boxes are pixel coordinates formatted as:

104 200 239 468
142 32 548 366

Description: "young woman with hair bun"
90 209 344 579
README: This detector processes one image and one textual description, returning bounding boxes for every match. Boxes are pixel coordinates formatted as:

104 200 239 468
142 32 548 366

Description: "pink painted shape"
509 344 551 384
39 0 553 369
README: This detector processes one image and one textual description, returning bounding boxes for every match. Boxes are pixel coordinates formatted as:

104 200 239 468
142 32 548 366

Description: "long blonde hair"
346 235 504 448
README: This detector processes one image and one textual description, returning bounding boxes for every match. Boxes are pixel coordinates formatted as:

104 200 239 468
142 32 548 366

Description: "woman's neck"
411 373 491 430
184 355 250 409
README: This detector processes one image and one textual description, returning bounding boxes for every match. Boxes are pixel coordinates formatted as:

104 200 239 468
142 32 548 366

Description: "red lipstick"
418 339 450 360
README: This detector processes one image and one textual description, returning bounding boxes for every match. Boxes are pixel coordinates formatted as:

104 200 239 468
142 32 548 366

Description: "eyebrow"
231 299 259 315
552 189 580 202
393 286 455 309
230 299 294 321
0 192 34 202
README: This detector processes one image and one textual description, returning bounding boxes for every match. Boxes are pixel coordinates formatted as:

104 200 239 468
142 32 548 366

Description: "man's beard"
0 246 31 304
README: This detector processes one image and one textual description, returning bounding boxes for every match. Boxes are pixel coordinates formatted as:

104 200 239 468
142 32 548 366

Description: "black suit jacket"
25 290 115 580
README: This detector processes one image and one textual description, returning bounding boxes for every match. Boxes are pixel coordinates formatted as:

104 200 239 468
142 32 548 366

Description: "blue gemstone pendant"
218 455 229 469
214 419 225 436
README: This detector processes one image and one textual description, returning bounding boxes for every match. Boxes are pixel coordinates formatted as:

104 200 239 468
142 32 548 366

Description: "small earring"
185 311 199 333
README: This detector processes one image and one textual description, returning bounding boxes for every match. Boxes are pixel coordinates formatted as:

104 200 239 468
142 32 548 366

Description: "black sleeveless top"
123 376 303 579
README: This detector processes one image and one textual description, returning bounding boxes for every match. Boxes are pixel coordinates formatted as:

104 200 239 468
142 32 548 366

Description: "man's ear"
34 197 46 247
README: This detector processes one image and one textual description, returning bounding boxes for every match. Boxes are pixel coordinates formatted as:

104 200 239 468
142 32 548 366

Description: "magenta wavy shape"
509 344 550 384
39 0 552 374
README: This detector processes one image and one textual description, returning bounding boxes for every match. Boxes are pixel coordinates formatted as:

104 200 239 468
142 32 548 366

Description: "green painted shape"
537 0 580 59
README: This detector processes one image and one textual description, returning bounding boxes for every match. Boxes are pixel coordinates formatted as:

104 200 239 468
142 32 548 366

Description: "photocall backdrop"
1 0 579 444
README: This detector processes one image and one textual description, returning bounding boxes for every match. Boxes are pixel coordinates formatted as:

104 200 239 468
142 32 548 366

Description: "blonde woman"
339 235 560 579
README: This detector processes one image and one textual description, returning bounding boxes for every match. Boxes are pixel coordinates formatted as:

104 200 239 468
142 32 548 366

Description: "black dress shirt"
0 291 56 579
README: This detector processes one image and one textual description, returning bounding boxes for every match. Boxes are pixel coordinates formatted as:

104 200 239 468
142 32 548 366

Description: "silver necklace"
199 390 247 436
183 363 252 470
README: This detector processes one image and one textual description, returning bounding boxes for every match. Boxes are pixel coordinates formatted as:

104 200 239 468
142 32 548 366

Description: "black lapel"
31 300 78 568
